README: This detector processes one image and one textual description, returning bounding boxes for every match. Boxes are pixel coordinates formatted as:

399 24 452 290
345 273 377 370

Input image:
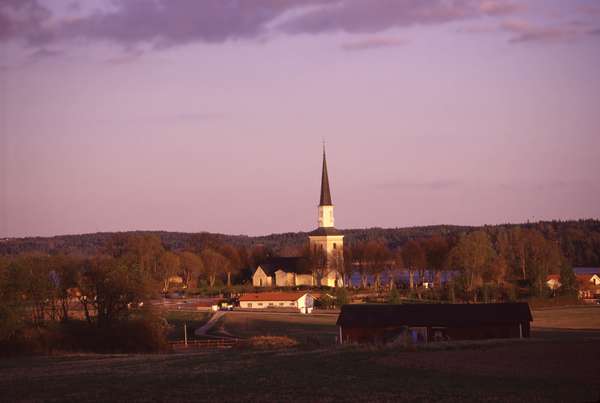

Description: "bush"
388 288 401 304
245 336 298 350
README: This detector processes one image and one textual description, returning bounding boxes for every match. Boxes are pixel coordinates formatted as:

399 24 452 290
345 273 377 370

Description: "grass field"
209 311 339 344
162 310 211 340
531 305 600 330
1 306 599 402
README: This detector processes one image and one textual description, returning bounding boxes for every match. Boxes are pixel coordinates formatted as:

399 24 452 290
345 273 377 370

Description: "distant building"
308 146 344 287
336 303 533 344
252 146 344 288
238 291 314 314
576 273 600 299
546 272 600 299
252 257 314 287
546 274 561 290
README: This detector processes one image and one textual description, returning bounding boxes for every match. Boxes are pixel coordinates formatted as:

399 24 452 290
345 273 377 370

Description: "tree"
423 236 449 287
158 251 181 292
200 249 229 288
79 256 153 328
449 231 496 301
388 287 401 304
401 240 426 289
220 244 241 287
179 251 204 289
334 287 350 308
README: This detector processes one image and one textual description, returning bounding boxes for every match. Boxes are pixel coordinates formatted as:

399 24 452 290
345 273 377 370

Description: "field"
208 311 339 344
1 306 599 402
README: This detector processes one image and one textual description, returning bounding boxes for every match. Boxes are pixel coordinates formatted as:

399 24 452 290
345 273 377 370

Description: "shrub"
245 336 298 350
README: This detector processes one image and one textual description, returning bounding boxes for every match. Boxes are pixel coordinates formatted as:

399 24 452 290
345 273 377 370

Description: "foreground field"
2 306 598 402
1 333 599 402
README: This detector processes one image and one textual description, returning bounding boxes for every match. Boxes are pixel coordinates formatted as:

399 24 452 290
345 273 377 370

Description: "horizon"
2 0 600 238
3 217 599 241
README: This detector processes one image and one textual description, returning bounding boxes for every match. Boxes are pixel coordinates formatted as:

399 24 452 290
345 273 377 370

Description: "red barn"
336 303 532 344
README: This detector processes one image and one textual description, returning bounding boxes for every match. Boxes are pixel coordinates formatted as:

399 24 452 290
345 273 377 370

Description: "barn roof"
256 257 311 275
336 303 533 327
239 292 309 302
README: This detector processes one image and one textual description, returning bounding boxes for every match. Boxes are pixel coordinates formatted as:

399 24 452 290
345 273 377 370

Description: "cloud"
379 179 461 191
479 1 522 16
279 0 487 35
341 36 407 51
0 0 52 43
501 20 581 43
105 49 144 65
1 0 523 49
27 48 63 61
52 0 327 48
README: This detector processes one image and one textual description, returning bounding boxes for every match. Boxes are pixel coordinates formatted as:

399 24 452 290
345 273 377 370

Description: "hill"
1 219 599 267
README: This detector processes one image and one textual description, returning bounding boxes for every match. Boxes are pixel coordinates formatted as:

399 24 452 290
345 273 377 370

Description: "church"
252 147 344 288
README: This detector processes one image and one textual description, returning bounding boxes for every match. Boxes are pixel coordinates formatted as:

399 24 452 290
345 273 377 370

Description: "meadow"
0 306 598 402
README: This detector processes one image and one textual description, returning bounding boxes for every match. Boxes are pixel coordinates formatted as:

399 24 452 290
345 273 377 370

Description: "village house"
239 291 314 313
546 272 600 300
336 303 533 344
576 273 600 299
252 146 344 288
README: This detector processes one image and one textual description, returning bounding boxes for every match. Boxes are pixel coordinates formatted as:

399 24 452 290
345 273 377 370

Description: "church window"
333 243 337 249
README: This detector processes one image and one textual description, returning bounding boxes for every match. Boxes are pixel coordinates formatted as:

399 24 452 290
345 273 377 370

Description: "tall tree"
158 251 181 292
200 249 229 288
179 251 204 289
449 231 496 301
401 240 426 289
423 235 449 287
220 244 241 287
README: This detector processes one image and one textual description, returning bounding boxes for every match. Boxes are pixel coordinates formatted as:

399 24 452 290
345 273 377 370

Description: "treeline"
342 226 578 302
0 233 275 355
2 219 599 267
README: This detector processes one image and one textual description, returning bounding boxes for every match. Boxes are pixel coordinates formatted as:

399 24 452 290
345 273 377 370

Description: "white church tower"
309 146 344 287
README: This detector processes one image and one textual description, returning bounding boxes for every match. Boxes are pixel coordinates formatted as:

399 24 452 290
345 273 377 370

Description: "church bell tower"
309 145 344 287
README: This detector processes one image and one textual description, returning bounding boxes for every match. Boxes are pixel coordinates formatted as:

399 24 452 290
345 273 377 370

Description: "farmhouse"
546 274 561 290
576 273 600 299
239 292 314 314
546 272 600 299
336 303 533 344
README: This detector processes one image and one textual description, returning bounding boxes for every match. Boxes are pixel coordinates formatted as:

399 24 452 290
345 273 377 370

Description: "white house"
546 274 561 290
238 292 314 314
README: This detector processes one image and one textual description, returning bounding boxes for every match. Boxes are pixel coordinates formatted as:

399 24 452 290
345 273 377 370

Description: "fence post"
184 323 188 347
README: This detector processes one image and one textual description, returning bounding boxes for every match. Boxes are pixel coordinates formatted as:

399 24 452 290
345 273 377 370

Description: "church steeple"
317 145 335 228
320 146 333 206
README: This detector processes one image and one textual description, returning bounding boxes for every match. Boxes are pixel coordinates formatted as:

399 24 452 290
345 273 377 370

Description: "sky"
1 0 600 238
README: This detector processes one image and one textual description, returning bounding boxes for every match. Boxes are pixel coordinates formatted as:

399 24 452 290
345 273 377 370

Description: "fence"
170 338 244 351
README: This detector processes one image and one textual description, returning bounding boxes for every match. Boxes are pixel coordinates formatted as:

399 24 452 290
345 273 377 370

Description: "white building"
308 146 344 287
252 146 344 288
252 257 314 287
238 292 314 314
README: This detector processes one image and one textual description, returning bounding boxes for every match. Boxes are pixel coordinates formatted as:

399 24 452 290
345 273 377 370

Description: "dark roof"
320 149 332 206
309 227 343 236
336 303 533 327
256 257 311 275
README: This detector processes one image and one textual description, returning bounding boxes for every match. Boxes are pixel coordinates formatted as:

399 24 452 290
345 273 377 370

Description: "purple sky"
1 0 600 238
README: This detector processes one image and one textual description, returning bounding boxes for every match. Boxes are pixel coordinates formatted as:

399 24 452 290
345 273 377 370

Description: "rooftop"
336 303 533 327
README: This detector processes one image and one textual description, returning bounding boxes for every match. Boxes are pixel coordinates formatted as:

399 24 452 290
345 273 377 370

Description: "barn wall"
342 322 530 344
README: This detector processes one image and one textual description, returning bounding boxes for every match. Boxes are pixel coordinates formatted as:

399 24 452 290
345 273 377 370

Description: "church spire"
319 144 333 206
